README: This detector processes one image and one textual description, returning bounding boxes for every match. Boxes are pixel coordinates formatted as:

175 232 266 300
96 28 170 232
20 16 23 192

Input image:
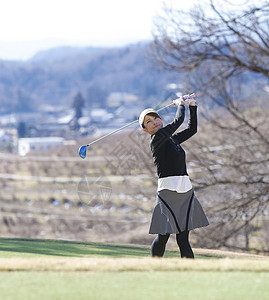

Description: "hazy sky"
0 0 251 61
0 0 198 61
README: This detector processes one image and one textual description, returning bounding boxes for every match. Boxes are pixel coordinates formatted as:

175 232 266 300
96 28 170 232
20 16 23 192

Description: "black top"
150 104 197 179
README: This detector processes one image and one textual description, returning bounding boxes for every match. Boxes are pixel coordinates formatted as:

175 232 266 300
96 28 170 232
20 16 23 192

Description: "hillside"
0 41 267 115
0 42 178 114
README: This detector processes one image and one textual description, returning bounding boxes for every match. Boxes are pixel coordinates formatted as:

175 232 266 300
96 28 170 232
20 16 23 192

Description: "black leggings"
151 231 194 258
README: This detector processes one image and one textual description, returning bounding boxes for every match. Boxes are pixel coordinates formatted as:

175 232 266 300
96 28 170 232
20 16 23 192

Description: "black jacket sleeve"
172 105 197 144
151 104 185 152
155 104 185 138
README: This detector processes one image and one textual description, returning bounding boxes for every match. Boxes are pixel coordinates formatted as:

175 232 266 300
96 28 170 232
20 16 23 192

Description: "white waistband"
157 175 192 193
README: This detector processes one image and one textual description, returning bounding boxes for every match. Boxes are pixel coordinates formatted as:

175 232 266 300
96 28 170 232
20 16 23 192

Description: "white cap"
138 108 160 128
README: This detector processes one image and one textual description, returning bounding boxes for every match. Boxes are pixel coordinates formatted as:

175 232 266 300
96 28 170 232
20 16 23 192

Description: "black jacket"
150 104 197 179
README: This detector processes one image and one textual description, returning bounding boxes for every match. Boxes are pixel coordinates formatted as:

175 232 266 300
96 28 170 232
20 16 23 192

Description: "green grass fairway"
0 238 268 300
0 237 226 259
0 238 154 258
0 237 264 259
0 271 268 300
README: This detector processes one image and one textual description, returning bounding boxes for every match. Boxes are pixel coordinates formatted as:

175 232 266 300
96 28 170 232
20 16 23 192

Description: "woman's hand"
172 98 182 106
189 99 196 106
173 94 196 106
180 99 196 106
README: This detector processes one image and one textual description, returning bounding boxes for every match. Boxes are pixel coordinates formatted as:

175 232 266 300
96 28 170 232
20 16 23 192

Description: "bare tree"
153 0 269 76
152 0 269 253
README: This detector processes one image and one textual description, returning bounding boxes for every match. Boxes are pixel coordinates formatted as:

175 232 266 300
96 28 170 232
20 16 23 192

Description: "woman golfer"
139 96 209 258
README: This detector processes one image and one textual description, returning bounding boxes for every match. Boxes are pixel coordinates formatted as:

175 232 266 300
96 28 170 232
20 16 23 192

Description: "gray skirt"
149 189 209 234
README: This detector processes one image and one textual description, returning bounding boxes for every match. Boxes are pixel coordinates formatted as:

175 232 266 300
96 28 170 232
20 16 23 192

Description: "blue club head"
78 145 87 159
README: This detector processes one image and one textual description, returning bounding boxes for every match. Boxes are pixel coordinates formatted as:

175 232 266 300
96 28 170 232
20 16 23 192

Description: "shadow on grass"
0 238 156 258
0 238 218 259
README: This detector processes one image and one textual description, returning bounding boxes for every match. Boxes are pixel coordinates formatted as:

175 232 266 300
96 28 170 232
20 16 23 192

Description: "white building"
106 92 138 108
18 137 64 156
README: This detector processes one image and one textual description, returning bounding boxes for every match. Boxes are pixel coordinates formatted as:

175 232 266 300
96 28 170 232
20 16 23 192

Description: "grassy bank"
0 238 268 300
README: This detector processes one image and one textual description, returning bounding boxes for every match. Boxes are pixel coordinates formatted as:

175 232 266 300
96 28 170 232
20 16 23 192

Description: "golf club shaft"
85 119 138 147
84 93 196 148
85 102 174 147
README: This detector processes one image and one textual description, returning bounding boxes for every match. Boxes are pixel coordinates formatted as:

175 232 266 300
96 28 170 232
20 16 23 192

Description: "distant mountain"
30 46 106 64
0 42 179 114
0 42 265 115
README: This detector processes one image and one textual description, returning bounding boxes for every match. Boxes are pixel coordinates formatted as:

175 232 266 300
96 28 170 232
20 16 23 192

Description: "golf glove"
173 93 196 106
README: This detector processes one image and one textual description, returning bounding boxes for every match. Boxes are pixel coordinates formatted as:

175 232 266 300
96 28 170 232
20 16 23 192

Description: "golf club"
78 93 196 159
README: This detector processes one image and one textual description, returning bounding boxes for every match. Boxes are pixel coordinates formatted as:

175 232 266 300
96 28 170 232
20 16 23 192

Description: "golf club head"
78 145 87 159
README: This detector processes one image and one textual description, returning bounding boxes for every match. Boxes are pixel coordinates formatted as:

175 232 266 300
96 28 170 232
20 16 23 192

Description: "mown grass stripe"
0 238 266 259
1 257 269 272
